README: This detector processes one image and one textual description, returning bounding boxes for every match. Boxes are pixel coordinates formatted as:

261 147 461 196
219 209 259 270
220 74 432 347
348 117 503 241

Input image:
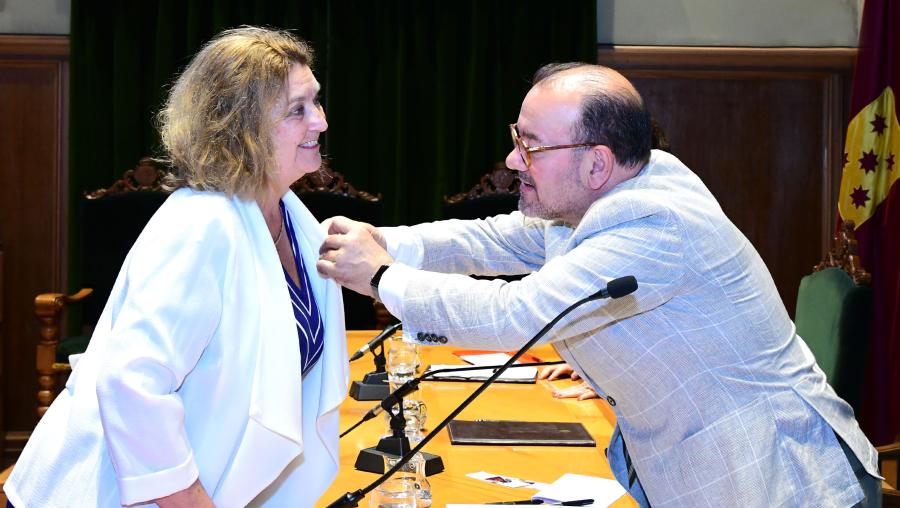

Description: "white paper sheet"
459 352 522 366
533 473 627 507
426 364 537 381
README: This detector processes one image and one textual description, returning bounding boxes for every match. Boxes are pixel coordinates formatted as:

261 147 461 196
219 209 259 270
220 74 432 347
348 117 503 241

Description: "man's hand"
538 363 581 381
317 216 394 298
550 382 599 401
320 216 388 250
538 364 598 400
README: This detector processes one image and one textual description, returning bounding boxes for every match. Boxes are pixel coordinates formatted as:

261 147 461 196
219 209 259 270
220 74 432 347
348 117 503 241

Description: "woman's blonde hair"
158 26 314 201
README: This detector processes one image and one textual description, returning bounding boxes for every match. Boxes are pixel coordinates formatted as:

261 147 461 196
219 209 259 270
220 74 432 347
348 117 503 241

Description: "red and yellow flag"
839 0 900 446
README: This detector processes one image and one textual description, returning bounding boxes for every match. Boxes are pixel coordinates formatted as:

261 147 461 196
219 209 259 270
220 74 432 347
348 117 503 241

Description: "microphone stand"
347 361 565 476
341 361 566 438
349 324 401 401
326 279 635 508
348 343 390 400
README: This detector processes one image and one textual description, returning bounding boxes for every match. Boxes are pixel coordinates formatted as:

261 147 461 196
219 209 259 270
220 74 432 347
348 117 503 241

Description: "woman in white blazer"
4 27 349 508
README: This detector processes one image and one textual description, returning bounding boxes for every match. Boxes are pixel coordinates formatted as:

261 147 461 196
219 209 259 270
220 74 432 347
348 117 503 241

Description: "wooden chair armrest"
34 288 93 318
64 287 93 302
35 287 92 418
878 442 900 458
880 441 900 501
1 464 13 505
884 484 900 508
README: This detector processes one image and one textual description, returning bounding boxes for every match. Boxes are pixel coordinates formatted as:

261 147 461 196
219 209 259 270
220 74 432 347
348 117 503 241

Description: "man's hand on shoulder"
317 216 394 298
321 216 388 250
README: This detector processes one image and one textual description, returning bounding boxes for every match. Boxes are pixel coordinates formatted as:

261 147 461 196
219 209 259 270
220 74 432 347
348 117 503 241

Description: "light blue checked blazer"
382 150 879 507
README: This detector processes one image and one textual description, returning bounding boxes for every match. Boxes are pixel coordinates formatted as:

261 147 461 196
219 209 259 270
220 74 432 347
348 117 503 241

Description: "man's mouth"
299 140 319 149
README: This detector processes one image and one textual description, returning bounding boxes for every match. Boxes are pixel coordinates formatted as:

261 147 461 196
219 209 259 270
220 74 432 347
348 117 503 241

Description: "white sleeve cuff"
380 226 424 268
378 264 418 321
117 450 199 505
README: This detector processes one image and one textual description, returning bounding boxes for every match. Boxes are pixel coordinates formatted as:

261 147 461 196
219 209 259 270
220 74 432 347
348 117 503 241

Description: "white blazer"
5 188 349 507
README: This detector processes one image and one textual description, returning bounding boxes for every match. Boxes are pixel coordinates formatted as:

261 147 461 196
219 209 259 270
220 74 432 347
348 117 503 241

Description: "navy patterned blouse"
281 201 324 376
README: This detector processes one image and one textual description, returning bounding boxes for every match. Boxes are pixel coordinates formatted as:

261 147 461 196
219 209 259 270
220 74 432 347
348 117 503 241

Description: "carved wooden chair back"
442 162 520 220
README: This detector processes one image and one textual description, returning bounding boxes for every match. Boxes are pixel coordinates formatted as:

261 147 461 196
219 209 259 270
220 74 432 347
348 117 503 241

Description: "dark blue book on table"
447 420 596 447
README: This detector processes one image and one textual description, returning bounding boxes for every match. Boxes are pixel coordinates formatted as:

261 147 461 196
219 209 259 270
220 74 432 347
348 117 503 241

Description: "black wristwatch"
370 264 391 295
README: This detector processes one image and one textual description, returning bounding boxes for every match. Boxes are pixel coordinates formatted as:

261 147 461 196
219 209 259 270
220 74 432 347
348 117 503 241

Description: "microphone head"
606 275 638 299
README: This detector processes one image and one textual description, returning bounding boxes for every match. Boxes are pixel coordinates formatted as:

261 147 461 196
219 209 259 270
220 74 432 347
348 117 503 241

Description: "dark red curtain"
837 0 900 445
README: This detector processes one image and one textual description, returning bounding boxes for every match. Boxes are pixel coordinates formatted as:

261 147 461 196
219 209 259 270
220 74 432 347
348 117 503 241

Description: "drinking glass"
387 339 418 387
385 339 427 441
382 454 432 508
368 477 417 508
369 454 421 508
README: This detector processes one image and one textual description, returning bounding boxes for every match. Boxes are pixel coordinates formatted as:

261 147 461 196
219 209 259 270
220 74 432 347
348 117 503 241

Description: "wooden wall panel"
0 36 69 452
598 46 854 316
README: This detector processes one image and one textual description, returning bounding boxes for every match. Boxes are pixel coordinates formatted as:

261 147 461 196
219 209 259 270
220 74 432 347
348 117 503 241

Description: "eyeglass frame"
509 123 601 167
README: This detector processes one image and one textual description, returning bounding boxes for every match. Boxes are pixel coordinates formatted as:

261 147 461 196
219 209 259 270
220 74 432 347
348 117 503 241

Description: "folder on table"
447 420 596 447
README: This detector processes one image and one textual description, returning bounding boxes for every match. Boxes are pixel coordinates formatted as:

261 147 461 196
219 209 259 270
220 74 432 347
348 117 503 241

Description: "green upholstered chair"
794 221 871 414
35 158 171 417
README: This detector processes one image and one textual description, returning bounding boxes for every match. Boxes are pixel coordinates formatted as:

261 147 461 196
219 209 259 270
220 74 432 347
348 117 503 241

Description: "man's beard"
517 161 584 222
518 190 554 220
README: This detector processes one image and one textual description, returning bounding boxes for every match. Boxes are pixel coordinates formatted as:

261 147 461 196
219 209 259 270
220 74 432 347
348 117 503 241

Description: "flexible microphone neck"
350 321 402 362
326 276 637 508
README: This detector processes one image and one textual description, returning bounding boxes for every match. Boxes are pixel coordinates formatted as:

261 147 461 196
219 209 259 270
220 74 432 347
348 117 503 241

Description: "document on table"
426 363 538 382
532 473 627 506
458 352 529 365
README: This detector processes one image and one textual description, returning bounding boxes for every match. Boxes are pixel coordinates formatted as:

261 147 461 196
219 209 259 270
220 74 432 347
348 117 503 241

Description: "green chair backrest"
795 267 872 412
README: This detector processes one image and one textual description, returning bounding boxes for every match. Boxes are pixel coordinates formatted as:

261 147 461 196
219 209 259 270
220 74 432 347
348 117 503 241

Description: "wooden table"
317 331 637 507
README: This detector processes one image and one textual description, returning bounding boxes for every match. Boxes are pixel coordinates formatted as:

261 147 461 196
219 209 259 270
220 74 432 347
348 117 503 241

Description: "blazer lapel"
282 192 349 461
212 196 305 506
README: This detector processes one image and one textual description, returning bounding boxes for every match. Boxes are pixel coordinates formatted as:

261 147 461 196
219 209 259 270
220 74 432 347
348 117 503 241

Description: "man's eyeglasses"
509 123 601 167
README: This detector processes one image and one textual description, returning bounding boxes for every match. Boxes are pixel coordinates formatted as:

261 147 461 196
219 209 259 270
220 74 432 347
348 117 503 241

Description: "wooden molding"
597 45 856 70
0 35 69 58
0 35 69 436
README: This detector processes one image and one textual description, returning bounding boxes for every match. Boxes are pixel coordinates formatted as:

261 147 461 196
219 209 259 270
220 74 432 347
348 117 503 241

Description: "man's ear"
586 145 615 190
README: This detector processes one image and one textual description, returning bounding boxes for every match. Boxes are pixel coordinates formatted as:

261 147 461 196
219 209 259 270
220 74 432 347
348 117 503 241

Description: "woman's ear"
587 145 615 190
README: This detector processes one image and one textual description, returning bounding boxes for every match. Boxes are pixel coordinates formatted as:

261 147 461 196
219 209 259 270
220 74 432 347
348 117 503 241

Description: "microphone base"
354 446 445 476
349 372 390 401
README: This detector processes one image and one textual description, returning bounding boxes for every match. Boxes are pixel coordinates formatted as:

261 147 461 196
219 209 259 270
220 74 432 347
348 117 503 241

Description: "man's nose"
506 149 526 172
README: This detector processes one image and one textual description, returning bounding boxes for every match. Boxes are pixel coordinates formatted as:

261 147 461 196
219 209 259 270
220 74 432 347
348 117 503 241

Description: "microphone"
340 360 566 438
597 275 637 299
326 275 638 508
350 321 402 362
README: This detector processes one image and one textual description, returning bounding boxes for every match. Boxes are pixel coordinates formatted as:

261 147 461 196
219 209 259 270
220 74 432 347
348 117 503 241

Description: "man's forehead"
518 86 582 137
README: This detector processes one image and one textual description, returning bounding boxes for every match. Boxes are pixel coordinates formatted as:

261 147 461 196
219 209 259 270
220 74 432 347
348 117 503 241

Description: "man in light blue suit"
317 63 881 507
